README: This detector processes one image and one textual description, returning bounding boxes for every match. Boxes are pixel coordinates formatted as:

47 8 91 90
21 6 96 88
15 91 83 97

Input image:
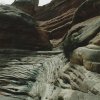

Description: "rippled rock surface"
36 0 85 21
0 49 65 100
0 0 100 100
0 49 100 100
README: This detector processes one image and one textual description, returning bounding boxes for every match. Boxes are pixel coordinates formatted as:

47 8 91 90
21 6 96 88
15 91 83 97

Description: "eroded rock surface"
36 0 85 21
64 16 100 73
0 0 100 100
0 49 65 100
37 0 86 47
0 49 100 100
64 16 100 57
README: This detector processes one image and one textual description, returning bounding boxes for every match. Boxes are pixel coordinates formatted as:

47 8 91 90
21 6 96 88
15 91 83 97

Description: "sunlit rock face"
12 0 39 16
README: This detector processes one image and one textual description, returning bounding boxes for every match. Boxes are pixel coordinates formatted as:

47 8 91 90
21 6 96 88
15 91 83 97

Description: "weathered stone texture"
0 0 100 100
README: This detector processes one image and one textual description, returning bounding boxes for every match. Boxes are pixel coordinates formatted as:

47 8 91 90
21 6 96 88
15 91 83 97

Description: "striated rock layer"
37 0 86 47
0 0 100 100
36 0 85 21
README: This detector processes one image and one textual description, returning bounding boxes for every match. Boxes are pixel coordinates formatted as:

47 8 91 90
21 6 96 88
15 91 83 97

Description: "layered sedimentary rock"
37 0 86 47
38 0 100 47
0 0 100 100
64 0 100 73
0 49 64 100
36 0 85 21
65 16 100 73
0 49 100 100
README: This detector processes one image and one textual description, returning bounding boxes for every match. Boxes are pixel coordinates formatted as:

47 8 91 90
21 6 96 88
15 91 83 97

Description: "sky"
39 0 51 6
0 0 52 6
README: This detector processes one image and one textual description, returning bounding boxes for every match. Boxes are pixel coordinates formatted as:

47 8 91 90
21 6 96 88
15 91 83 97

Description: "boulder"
0 5 52 50
64 16 100 58
70 44 100 73
64 16 100 73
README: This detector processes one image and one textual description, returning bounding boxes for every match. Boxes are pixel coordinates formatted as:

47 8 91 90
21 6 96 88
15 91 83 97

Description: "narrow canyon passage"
0 0 100 100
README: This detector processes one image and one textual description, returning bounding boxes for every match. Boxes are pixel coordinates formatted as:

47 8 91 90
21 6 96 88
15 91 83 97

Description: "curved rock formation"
64 16 100 57
37 0 86 47
64 1 100 73
36 0 85 21
0 0 100 100
0 5 52 50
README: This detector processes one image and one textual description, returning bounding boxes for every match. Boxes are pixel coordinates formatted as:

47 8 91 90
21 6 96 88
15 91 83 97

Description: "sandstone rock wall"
37 0 86 47
0 0 100 100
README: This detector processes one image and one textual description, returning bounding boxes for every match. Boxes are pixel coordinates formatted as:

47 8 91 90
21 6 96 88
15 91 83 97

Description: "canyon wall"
0 0 100 100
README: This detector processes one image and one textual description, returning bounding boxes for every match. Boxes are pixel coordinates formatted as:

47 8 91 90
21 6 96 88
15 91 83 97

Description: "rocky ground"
0 0 100 100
